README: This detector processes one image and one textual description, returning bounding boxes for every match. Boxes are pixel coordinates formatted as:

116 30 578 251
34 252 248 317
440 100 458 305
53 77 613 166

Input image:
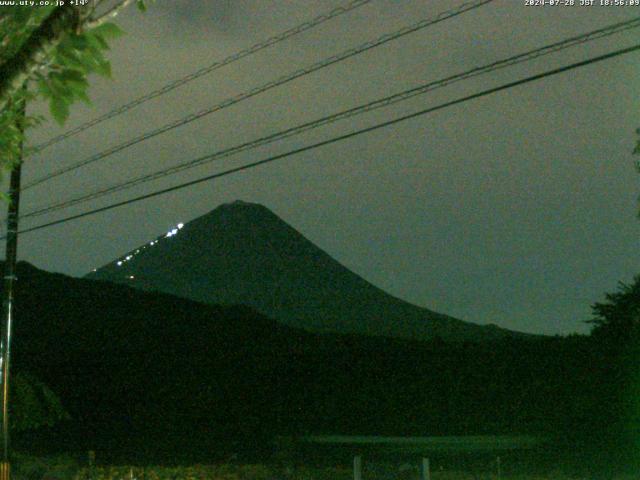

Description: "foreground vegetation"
9 458 640 480
3 264 638 473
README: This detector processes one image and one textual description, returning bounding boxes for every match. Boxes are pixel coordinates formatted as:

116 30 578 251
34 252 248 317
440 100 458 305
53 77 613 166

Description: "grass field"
66 464 640 480
11 453 640 480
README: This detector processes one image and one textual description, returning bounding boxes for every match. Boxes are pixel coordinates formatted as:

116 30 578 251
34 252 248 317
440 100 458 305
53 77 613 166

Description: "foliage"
11 372 69 432
588 275 640 345
74 465 272 480
584 277 640 471
35 20 124 124
0 87 35 176
0 1 149 178
69 464 635 480
1 8 119 140
13 453 80 480
8 262 638 471
0 7 56 64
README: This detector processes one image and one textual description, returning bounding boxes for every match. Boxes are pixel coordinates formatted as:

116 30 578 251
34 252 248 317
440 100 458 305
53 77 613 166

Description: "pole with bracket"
0 90 25 480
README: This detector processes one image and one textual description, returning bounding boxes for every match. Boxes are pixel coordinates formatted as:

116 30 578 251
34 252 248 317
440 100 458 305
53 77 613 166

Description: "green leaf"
76 89 92 106
77 43 107 71
50 97 70 125
55 49 85 70
90 22 124 39
36 77 53 99
12 8 33 24
23 114 43 130
137 0 147 12
86 32 110 51
68 33 89 50
49 73 74 100
73 50 101 72
94 59 112 78
58 69 85 83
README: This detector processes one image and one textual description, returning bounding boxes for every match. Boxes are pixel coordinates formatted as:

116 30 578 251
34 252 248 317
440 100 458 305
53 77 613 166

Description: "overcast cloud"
10 0 640 335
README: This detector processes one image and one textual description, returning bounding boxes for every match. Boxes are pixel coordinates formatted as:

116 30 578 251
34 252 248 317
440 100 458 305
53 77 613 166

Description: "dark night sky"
8 0 640 335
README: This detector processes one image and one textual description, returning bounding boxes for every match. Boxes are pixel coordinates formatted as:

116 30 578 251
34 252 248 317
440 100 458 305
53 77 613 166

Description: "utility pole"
0 90 25 480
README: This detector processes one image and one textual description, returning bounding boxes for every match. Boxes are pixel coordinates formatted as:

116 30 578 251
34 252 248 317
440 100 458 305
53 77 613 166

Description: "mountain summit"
86 201 523 341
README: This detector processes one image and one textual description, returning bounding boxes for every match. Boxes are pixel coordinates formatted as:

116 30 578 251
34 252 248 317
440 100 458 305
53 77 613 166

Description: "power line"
28 0 375 155
20 15 640 220
23 0 495 190
10 42 640 238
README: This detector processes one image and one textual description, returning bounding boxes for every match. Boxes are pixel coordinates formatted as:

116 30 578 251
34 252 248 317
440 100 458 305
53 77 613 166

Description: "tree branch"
85 0 136 29
0 7 81 111
0 0 137 114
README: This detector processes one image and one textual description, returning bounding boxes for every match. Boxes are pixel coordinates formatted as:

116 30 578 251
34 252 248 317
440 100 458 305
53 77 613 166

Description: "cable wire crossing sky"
18 14 640 220
14 0 640 336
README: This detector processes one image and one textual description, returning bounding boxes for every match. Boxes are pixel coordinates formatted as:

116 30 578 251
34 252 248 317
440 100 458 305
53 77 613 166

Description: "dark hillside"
6 262 591 464
86 201 530 342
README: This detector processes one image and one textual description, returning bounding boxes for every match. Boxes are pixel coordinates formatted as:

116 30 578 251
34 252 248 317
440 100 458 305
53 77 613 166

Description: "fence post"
353 455 362 480
421 458 430 480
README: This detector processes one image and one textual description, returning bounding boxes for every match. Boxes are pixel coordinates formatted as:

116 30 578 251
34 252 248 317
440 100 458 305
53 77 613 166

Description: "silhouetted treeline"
569 275 640 472
3 262 637 472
